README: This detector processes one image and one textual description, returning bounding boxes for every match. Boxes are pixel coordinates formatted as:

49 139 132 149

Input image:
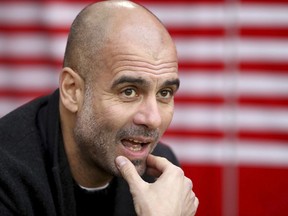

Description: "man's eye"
122 88 137 97
158 89 173 99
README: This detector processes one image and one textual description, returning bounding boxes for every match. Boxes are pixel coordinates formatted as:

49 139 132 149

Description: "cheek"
97 102 134 127
160 105 174 130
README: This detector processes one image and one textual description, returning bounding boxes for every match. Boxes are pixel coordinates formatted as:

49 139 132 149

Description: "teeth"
128 145 142 151
128 139 142 144
123 139 149 151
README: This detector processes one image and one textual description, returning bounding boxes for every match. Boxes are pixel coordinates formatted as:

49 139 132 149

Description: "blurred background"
1 0 288 215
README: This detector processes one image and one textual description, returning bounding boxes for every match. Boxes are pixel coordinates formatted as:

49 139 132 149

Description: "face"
74 25 179 177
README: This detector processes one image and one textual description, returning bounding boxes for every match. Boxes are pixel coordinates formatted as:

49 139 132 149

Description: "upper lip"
123 137 154 145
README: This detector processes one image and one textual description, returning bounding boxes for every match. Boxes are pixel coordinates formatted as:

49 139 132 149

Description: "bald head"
59 1 179 185
63 0 177 83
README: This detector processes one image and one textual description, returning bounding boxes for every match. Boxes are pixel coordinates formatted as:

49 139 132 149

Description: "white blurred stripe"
0 34 67 59
171 105 288 130
172 106 226 129
152 4 288 27
0 3 84 26
236 73 288 95
235 108 288 130
0 98 33 117
178 72 288 96
42 3 85 27
146 4 227 26
162 138 288 167
1 3 288 27
238 4 288 27
236 39 288 61
176 38 288 61
0 3 41 24
178 72 225 94
0 67 59 89
175 38 226 60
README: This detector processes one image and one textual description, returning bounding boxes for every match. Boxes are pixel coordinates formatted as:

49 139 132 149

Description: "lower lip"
120 142 150 159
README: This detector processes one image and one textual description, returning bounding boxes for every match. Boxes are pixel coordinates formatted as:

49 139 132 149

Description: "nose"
133 96 162 129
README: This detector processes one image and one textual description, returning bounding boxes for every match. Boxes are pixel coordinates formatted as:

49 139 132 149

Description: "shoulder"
0 94 55 214
0 93 51 169
0 92 55 165
0 93 52 177
0 95 49 143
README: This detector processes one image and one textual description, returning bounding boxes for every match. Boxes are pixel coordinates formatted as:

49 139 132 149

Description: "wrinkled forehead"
106 51 179 91
102 28 178 74
103 45 178 81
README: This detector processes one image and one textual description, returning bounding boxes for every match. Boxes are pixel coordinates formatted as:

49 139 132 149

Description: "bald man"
0 1 198 215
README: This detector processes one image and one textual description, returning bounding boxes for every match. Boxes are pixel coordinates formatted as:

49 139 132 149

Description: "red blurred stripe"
170 27 288 38
167 27 225 38
164 128 225 139
240 0 288 4
0 89 54 98
239 62 288 73
165 128 288 142
0 57 62 67
0 0 93 4
180 61 288 74
239 130 288 142
175 95 225 105
240 27 288 38
175 95 288 108
0 24 69 35
238 96 288 108
179 61 225 71
139 0 225 3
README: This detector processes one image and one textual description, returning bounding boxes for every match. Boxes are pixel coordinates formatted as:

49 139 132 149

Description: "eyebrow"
162 79 180 90
111 76 149 89
111 75 180 90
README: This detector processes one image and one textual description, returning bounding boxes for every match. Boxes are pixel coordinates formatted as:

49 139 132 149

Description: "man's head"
59 0 179 185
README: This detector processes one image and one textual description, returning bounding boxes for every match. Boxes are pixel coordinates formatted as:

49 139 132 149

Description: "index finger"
146 154 171 173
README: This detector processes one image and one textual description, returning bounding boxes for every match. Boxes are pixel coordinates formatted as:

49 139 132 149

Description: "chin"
131 159 146 176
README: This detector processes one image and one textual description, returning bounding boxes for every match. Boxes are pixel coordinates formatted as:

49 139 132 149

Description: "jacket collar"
37 89 77 215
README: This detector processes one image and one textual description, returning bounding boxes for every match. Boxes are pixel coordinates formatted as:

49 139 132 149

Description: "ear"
59 67 84 113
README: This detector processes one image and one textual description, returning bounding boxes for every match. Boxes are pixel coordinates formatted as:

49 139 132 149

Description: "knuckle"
196 197 199 207
174 166 184 176
185 177 193 189
158 156 168 164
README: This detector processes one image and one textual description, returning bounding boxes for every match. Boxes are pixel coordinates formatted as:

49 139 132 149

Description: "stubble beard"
73 88 161 178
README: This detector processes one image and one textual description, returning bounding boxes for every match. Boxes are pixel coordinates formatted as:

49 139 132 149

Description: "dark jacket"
0 90 179 216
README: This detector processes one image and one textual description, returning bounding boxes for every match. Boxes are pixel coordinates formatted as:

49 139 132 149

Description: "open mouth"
121 138 151 152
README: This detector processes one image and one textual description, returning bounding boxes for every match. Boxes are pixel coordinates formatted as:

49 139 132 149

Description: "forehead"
98 23 178 84
108 52 178 85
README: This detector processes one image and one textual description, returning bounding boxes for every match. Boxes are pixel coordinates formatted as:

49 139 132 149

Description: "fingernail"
115 156 127 168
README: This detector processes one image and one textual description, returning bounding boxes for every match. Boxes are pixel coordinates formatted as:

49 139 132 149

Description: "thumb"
115 156 144 190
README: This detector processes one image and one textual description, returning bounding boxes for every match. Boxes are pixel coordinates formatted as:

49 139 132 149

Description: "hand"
115 154 199 216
